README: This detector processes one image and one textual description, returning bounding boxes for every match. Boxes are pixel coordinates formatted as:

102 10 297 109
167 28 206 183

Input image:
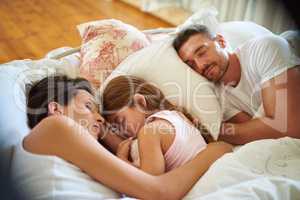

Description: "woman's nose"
95 113 105 124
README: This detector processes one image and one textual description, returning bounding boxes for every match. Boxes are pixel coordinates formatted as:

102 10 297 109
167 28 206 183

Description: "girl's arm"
100 129 124 154
136 120 167 175
24 115 232 200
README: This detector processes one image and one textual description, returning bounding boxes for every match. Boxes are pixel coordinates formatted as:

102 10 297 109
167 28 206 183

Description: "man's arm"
226 111 252 123
219 66 300 145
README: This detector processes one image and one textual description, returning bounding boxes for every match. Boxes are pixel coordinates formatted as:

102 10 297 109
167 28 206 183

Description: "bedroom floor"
0 0 172 63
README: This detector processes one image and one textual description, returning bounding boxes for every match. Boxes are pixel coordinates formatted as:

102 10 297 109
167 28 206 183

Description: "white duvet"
184 137 300 200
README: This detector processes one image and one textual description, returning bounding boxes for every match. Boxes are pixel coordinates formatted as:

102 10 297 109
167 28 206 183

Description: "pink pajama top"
130 110 207 171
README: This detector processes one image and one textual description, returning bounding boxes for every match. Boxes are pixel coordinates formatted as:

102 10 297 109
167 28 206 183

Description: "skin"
107 105 148 139
178 34 230 83
106 94 175 173
220 67 300 144
107 94 212 176
178 33 300 144
106 94 177 175
23 89 232 200
50 90 105 139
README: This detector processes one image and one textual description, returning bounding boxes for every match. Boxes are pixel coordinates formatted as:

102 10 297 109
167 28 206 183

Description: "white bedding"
184 137 300 200
2 47 300 200
1 23 299 200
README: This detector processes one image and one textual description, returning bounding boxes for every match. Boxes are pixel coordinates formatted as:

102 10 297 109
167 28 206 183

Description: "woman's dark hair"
173 24 214 52
26 75 93 129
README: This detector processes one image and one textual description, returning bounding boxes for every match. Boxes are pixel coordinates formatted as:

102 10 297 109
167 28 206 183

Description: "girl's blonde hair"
101 75 208 134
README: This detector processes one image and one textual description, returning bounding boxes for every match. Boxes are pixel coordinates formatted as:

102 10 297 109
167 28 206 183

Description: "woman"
12 75 232 200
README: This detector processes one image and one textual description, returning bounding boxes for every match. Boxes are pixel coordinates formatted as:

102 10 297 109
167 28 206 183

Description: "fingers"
116 137 133 159
202 134 214 143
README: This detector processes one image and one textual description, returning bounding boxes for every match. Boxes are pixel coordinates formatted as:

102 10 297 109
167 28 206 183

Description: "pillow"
219 21 273 50
101 38 222 140
0 58 120 198
175 7 273 50
77 19 150 88
176 7 219 36
101 16 275 140
280 30 300 57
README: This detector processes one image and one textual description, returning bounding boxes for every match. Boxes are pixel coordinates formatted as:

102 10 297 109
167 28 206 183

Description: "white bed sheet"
118 137 300 200
198 176 300 200
184 137 300 199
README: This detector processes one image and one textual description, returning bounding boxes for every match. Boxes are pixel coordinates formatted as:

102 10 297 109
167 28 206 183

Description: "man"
173 25 300 144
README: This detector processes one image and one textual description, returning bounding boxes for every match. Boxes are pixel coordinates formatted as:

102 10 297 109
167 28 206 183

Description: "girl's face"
107 106 147 139
62 90 105 140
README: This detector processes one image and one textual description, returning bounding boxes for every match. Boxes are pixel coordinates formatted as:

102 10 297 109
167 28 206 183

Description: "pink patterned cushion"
77 19 150 88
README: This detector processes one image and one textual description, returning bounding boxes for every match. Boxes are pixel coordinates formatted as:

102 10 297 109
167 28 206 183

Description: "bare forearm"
220 117 289 145
40 116 231 200
140 163 165 176
113 142 232 200
158 142 232 199
101 131 124 154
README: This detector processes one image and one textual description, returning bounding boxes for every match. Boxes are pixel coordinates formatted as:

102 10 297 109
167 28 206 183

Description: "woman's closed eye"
85 101 94 111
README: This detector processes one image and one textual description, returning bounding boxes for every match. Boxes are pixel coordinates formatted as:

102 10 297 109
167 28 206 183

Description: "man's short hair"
173 24 214 52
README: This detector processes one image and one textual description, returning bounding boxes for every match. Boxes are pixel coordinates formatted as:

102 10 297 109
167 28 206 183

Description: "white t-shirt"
217 35 300 121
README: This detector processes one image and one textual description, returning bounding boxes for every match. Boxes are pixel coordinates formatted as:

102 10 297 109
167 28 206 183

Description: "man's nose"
194 58 206 74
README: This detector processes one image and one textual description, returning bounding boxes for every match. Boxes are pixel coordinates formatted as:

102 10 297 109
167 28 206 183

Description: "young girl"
101 75 213 175
15 75 232 200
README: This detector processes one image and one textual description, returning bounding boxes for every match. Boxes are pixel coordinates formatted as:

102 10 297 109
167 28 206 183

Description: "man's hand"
219 66 300 145
218 122 238 144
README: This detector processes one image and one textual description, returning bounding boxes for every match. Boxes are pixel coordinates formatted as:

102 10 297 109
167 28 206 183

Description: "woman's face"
106 106 146 139
62 89 104 140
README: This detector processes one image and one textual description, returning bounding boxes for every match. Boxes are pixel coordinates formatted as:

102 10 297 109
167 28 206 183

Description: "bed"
1 8 300 200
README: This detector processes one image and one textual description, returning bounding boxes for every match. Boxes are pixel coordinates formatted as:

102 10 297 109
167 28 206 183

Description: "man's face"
178 33 229 82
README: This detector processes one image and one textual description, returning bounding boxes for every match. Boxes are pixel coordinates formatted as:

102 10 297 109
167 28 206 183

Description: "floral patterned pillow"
77 19 150 88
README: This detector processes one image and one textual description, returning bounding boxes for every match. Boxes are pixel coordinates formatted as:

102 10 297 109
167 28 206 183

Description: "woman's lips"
91 124 101 137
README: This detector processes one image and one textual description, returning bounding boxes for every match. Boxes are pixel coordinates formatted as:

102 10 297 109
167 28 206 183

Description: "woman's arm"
24 115 232 200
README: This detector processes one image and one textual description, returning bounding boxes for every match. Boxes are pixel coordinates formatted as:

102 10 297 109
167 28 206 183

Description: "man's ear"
133 94 147 110
48 102 64 116
214 34 227 48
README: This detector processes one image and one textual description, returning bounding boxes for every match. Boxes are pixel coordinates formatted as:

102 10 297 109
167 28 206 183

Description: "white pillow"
101 18 277 140
101 38 222 140
176 7 219 36
219 21 273 50
0 57 83 152
175 7 273 50
0 58 120 198
280 30 300 57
